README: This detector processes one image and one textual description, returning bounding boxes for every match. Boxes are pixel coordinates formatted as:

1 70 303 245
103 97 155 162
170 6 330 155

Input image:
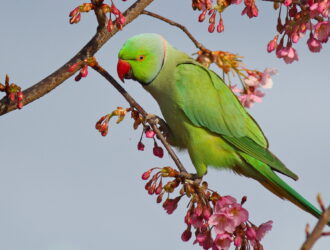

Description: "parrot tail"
240 153 330 227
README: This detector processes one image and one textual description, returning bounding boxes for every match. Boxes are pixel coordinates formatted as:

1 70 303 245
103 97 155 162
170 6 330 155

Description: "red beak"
117 59 131 82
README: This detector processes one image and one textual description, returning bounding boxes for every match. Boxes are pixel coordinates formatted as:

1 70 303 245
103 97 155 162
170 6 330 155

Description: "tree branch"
0 0 154 116
301 206 330 250
142 10 211 54
91 63 189 175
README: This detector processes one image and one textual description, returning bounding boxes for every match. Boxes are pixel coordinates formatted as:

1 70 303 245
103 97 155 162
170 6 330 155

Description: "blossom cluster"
267 0 330 63
68 57 98 81
69 1 126 31
191 0 329 63
142 167 273 250
0 74 24 109
191 0 258 33
95 107 165 158
196 50 277 108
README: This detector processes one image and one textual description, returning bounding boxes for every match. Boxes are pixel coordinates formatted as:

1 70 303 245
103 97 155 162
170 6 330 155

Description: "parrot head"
117 33 166 85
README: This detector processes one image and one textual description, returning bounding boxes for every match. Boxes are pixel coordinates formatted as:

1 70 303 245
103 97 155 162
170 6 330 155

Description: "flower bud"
145 129 155 138
181 228 192 242
198 10 207 22
137 141 145 151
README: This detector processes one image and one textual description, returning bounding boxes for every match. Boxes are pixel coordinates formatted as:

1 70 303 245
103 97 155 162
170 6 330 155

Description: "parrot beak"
117 59 132 82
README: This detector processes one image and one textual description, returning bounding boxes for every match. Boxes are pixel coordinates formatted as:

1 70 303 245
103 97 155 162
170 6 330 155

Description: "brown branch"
0 0 154 116
91 63 189 175
142 10 211 54
301 206 330 250
92 0 107 30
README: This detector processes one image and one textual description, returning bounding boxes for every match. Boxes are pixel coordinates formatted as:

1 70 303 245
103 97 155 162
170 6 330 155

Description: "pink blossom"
231 0 242 4
261 68 277 89
276 46 299 64
209 197 249 234
229 84 242 94
238 89 264 108
163 197 180 214
244 75 259 87
208 210 237 234
214 233 233 250
307 34 322 52
314 21 330 43
256 220 273 241
215 196 237 209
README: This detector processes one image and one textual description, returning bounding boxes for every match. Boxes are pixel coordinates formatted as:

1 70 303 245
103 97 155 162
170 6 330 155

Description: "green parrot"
117 33 327 223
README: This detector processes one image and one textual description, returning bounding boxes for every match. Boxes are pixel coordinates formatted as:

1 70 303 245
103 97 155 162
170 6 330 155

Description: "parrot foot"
179 172 203 184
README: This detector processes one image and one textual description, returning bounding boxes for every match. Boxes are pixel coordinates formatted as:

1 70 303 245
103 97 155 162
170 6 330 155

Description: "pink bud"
198 10 207 22
208 23 215 33
17 91 24 101
217 17 224 33
181 229 192 242
107 19 114 32
145 129 155 138
68 62 79 72
8 92 16 102
241 196 247 204
137 141 145 151
141 170 151 180
17 102 23 109
148 183 156 195
80 65 88 78
209 12 216 24
153 145 164 158
70 13 81 24
75 73 82 81
234 236 242 247
156 193 163 203
284 0 292 6
155 181 163 195
267 35 278 52
203 206 212 220
111 3 119 15
118 13 125 25
145 179 153 190
69 7 79 17
246 227 257 240
195 204 203 217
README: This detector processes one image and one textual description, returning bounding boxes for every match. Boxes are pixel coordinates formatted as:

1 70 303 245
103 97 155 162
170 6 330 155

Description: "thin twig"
0 0 154 116
91 63 188 175
301 206 330 250
142 10 211 54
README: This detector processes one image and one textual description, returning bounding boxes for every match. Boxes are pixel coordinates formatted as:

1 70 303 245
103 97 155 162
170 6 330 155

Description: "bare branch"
0 0 154 116
142 10 211 54
301 206 330 250
91 63 189 174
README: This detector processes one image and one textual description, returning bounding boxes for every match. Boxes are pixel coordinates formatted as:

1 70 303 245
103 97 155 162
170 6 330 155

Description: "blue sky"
1 1 329 249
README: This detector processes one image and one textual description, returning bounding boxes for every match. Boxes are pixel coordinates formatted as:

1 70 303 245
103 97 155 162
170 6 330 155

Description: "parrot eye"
137 55 145 61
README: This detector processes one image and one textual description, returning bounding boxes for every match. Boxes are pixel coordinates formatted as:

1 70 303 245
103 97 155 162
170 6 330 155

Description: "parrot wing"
174 62 298 180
